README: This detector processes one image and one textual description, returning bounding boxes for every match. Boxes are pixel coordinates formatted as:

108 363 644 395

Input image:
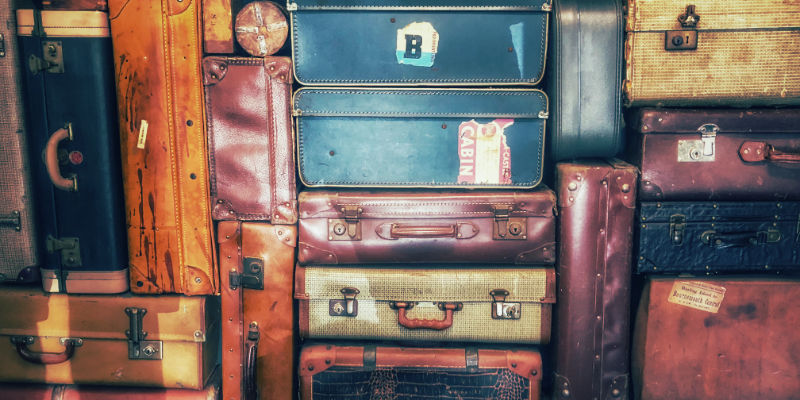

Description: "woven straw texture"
0 2 38 281
625 0 800 106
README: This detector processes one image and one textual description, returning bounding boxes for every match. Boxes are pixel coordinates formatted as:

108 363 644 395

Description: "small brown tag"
668 281 726 313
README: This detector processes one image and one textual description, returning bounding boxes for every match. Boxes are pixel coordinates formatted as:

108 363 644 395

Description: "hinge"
229 257 265 290
490 289 521 320
328 205 362 241
28 41 64 74
329 287 359 317
492 205 526 240
669 214 686 245
0 211 21 231
665 5 699 50
677 123 717 162
0 33 5 57
286 2 298 11
125 307 162 360
46 235 82 267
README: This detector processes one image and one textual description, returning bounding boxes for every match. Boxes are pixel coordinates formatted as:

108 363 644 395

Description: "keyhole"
508 222 523 236
333 223 346 235
332 303 344 315
672 36 684 46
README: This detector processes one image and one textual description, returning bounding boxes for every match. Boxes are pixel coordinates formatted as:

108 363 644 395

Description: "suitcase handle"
739 141 800 164
701 229 781 249
11 336 79 365
376 222 479 240
244 322 259 400
390 302 462 330
45 123 78 191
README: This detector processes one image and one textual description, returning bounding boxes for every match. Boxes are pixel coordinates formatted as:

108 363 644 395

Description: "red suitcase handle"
739 141 800 164
11 336 79 365
391 302 462 330
45 123 78 191
390 224 458 238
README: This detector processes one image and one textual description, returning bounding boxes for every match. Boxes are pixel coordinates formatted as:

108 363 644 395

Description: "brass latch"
125 307 162 360
46 235 81 267
0 211 21 231
677 124 717 162
492 205 526 240
28 41 64 74
490 289 521 320
665 5 699 50
328 205 362 241
329 287 359 317
669 215 686 245
229 257 264 290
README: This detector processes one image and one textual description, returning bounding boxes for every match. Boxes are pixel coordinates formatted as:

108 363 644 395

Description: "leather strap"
363 345 377 371
740 141 800 163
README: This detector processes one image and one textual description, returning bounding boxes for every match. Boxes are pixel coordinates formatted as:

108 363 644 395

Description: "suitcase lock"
28 41 64 74
490 289 521 320
665 5 699 50
493 205 527 240
669 215 686 245
46 235 82 267
328 206 362 241
677 124 717 162
125 307 163 360
330 287 359 317
229 257 265 290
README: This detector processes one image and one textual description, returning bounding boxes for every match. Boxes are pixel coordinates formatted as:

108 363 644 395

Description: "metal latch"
229 257 264 290
0 211 21 231
678 123 717 162
0 33 5 57
28 41 64 74
125 307 162 360
669 215 686 245
46 235 81 267
490 289 521 320
665 5 699 50
329 287 359 317
328 205 362 241
492 205 526 240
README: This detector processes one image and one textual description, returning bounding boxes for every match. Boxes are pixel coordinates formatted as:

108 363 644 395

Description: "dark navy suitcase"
289 0 551 85
17 9 128 293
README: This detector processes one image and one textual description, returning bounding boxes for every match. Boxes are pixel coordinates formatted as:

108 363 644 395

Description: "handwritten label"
668 281 726 313
136 120 149 149
396 22 439 67
457 119 513 185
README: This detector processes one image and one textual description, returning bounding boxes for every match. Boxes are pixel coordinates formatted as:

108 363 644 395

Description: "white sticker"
136 120 148 149
396 22 439 67
667 281 726 313
457 119 513 185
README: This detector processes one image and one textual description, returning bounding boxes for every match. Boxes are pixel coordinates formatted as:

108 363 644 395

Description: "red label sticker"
457 119 513 185
68 151 84 165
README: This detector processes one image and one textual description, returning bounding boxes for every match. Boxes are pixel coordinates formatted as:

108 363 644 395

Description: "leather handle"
701 230 780 249
45 123 77 191
740 141 800 164
391 302 462 330
390 224 457 238
12 338 77 365
243 322 259 400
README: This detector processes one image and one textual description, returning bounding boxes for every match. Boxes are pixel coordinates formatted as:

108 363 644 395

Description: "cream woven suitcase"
624 0 800 106
295 266 555 344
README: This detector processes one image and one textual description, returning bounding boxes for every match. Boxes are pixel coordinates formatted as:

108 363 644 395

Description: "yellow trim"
16 10 109 37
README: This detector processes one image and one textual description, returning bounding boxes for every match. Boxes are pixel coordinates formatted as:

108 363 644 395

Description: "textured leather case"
18 9 128 293
109 0 217 295
0 286 220 388
204 56 297 223
299 344 542 400
0 1 40 283
296 265 555 344
202 0 233 54
633 108 800 201
298 189 556 265
637 201 800 274
548 0 624 161
554 160 637 400
218 222 296 400
624 0 800 106
290 0 550 85
295 88 548 188
633 277 800 399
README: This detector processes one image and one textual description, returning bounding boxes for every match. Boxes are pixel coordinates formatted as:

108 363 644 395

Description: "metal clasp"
677 124 717 162
669 215 686 245
492 205 526 240
490 289 521 320
125 307 162 360
46 235 81 267
0 211 21 231
328 205 362 241
665 5 700 50
229 257 264 290
329 287 359 317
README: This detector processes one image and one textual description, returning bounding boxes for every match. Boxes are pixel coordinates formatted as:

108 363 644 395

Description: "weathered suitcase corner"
506 349 542 380
202 57 228 86
184 265 217 295
298 344 336 377
272 200 298 225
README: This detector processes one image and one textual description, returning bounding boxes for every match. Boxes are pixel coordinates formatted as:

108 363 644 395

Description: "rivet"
621 183 630 193
562 389 570 397
186 120 193 126
226 235 231 239
194 330 203 337
195 277 202 283
325 359 331 364
308 365 314 371
568 197 574 202
390 18 396 23
531 370 537 376
511 363 517 368
612 388 621 397
508 47 514 52
567 182 577 191
442 124 447 129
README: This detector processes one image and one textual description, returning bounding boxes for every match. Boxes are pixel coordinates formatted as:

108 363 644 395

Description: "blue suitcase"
17 9 128 293
289 0 551 85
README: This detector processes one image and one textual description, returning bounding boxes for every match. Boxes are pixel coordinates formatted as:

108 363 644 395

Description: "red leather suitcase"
203 56 297 223
298 189 556 265
633 108 800 201
553 160 638 400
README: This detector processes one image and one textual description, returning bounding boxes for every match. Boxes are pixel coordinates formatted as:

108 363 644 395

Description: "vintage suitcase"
32 0 107 10
290 0 551 85
203 56 297 223
109 0 217 295
553 160 637 400
0 286 220 388
298 189 556 265
203 0 233 54
548 0 625 161
637 201 800 274
296 88 548 188
18 9 128 293
634 108 800 201
299 344 543 400
296 265 555 344
633 277 800 399
624 0 800 107
0 1 40 283
217 222 296 400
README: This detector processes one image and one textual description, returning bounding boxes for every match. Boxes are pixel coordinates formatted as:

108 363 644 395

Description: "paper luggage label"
668 281 726 313
457 119 513 185
396 22 439 67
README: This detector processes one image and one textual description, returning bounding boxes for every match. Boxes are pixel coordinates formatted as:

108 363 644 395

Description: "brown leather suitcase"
217 222 296 400
204 56 297 223
633 108 800 201
33 0 107 10
109 0 217 295
553 160 638 400
298 189 556 265
299 344 542 400
202 0 233 54
633 277 800 400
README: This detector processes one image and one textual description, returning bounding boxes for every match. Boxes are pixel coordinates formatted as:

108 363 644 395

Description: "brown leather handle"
392 302 462 330
45 123 77 191
13 337 77 365
740 141 800 164
390 224 458 238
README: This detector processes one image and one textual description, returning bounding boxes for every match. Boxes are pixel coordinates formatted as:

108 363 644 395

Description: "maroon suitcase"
298 188 557 265
633 108 800 201
203 56 297 223
553 160 638 400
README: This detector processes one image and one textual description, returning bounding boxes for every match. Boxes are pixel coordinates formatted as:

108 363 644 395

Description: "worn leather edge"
217 221 243 400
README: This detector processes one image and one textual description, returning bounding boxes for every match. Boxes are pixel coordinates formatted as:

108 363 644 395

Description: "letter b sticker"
404 35 423 59
396 22 439 67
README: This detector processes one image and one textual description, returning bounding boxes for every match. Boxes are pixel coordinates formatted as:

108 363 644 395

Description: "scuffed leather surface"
298 189 556 264
636 108 800 201
202 0 233 54
554 160 637 400
637 201 800 273
109 0 217 294
204 56 297 223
